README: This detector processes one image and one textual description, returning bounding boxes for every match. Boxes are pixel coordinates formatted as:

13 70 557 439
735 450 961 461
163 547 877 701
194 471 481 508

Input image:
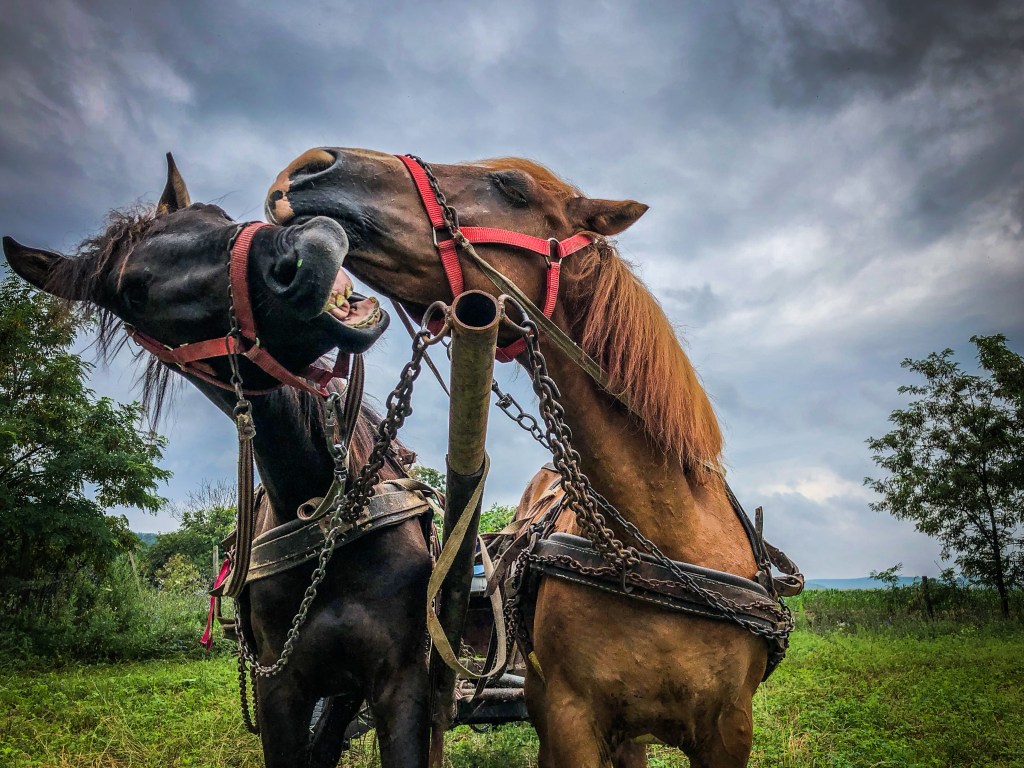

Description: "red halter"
125 222 348 397
396 155 592 362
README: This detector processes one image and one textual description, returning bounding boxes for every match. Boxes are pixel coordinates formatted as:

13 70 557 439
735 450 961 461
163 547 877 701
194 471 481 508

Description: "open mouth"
323 267 382 328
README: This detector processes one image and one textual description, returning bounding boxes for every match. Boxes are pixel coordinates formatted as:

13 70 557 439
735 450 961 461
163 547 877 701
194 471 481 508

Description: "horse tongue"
343 296 381 327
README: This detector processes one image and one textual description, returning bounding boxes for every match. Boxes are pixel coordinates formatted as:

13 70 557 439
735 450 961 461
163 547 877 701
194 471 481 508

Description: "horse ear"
566 197 648 236
157 152 191 215
3 236 75 298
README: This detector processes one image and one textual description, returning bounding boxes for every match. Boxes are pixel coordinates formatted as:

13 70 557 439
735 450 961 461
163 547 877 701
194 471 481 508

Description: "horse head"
5 154 388 399
264 148 647 329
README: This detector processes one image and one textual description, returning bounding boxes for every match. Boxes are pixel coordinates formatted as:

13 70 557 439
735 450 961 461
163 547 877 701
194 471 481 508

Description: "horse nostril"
290 154 334 180
270 253 298 287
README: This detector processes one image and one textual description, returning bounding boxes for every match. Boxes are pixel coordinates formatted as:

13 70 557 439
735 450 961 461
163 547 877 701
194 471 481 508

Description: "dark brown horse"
4 157 432 768
267 148 769 767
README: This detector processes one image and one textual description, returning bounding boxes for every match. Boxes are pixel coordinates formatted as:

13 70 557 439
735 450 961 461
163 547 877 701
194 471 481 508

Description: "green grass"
2 623 1023 767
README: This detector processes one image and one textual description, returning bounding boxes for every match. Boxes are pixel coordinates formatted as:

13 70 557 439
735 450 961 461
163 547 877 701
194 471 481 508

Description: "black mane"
47 204 180 423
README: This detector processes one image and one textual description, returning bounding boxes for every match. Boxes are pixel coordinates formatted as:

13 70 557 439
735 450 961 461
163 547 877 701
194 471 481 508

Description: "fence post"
921 575 934 619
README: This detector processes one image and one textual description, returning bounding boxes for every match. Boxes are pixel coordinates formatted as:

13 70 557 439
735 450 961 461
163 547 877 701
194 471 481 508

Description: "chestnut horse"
266 148 771 767
4 157 432 768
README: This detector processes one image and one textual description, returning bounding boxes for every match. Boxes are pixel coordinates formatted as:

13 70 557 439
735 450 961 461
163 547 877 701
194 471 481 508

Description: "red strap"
229 223 270 339
200 557 232 651
460 228 591 259
397 155 465 298
124 221 337 397
396 155 594 363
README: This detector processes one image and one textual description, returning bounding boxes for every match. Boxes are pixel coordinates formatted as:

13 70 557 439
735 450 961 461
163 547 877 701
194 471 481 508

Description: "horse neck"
540 315 757 576
198 384 333 528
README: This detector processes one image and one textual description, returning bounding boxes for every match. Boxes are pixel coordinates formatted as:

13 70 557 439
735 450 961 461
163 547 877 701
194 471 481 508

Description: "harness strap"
396 155 592 362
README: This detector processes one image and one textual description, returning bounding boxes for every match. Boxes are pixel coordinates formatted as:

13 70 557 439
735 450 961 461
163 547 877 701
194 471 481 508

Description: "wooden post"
921 575 934 619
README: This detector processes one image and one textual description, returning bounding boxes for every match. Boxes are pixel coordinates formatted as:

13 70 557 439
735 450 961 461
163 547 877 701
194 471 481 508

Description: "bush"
0 555 225 665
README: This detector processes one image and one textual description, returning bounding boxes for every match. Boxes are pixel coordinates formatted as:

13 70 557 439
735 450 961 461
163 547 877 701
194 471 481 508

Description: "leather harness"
485 467 802 679
397 155 593 361
243 479 441 584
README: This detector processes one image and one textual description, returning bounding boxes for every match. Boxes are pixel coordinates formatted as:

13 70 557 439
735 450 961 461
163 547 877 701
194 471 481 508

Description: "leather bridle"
124 221 348 398
397 155 593 362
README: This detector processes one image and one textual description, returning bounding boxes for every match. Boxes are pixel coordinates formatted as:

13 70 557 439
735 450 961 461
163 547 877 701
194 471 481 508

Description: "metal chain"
236 307 450 679
491 378 551 450
515 315 642 572
238 648 260 734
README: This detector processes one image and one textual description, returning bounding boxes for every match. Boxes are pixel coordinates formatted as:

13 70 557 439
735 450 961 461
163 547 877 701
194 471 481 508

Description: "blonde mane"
479 158 724 476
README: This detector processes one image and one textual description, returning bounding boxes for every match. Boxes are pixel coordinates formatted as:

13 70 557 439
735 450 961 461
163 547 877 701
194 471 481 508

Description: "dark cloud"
754 0 1024 241
767 1 1024 106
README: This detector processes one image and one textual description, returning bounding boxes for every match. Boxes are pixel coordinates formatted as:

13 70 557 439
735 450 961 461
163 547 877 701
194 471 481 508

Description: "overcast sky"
2 0 1022 578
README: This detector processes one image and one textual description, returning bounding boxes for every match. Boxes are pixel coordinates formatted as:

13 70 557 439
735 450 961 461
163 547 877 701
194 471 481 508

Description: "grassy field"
2 621 1022 768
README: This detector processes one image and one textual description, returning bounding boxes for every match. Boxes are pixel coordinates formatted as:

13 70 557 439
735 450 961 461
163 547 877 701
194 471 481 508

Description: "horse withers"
266 147 795 768
4 155 433 768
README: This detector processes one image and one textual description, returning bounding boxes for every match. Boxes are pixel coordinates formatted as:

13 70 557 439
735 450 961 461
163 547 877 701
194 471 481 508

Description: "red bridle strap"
396 155 592 362
125 222 347 397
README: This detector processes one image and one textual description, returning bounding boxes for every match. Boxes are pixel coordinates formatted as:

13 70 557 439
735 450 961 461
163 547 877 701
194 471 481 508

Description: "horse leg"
308 692 364 768
368 660 430 768
611 741 648 768
524 666 555 768
687 701 754 768
539 684 614 768
256 676 318 768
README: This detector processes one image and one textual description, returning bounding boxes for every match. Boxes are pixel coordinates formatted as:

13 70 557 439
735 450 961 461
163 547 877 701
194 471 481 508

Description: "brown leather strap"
223 410 257 599
247 483 438 583
531 533 785 633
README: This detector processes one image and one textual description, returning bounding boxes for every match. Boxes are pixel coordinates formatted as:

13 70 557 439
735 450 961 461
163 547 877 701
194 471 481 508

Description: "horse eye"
491 172 530 207
121 279 149 312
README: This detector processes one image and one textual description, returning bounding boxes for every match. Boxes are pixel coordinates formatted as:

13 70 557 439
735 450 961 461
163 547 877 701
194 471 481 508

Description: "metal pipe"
429 290 501 766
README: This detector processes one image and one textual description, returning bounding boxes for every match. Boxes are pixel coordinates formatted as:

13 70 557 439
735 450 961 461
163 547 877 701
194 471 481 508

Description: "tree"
480 503 515 534
0 275 170 613
865 335 1024 617
410 464 446 494
410 464 517 534
153 553 204 593
146 481 235 578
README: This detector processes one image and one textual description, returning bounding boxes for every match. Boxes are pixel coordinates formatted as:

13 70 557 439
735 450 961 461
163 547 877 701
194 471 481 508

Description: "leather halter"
125 222 347 397
396 155 593 362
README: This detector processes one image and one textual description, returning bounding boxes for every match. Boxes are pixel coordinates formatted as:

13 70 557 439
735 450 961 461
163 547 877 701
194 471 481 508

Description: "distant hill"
804 576 919 591
135 532 158 548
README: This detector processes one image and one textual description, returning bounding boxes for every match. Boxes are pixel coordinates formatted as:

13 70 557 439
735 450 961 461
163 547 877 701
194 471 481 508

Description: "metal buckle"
431 210 460 247
546 237 561 268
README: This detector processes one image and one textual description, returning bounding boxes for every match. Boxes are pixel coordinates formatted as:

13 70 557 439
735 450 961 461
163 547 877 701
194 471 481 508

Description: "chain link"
491 379 551 451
